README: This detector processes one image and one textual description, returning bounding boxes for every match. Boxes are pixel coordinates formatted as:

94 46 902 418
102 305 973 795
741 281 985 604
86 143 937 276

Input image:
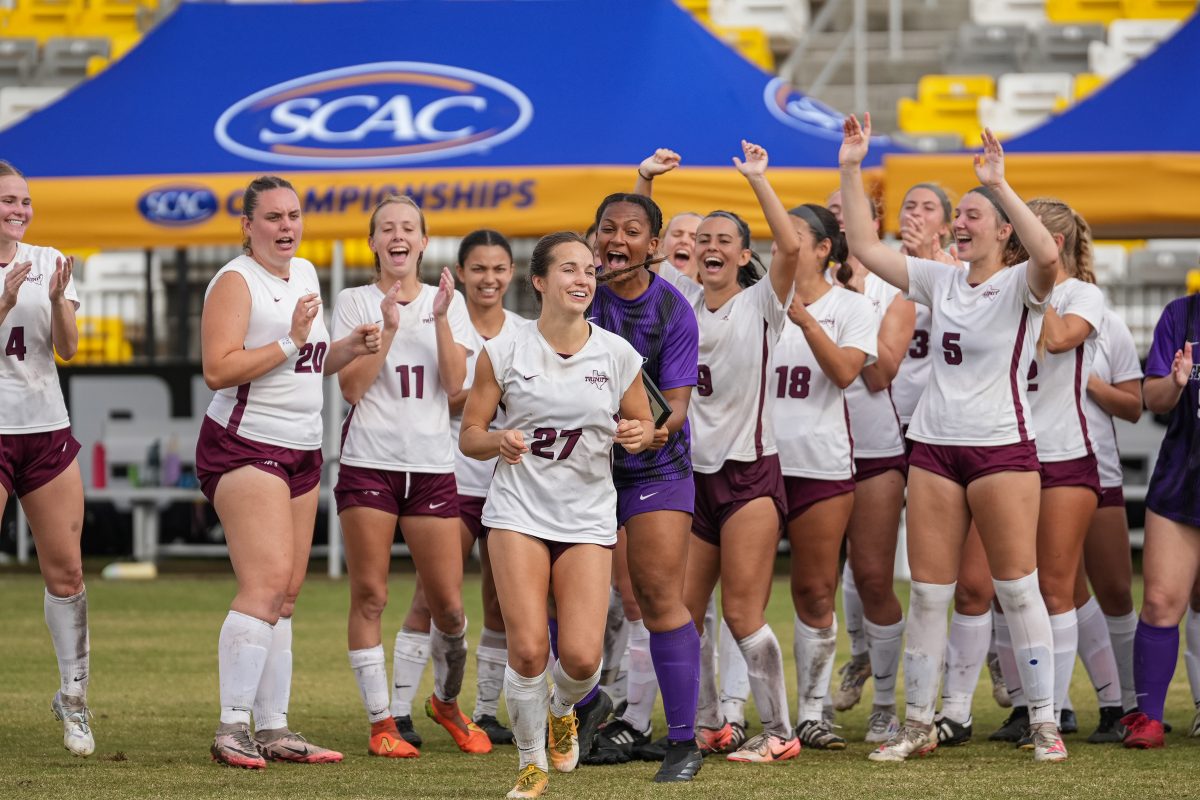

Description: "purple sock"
650 622 701 743
548 618 559 662
1134 619 1179 722
579 684 600 706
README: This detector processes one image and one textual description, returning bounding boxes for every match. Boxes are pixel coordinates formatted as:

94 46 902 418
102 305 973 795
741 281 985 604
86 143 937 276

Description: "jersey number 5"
530 428 582 460
942 332 963 365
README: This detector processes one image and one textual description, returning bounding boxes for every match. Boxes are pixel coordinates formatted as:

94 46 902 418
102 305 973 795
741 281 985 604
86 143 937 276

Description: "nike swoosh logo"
283 745 309 756
522 374 537 380
273 297 282 302
639 491 659 500
73 675 87 682
1032 704 1051 711
873 674 892 681
429 501 447 510
1095 682 1112 693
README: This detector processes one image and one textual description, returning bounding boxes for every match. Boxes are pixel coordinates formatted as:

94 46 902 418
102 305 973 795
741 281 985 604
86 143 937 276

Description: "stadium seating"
970 0 1048 26
36 36 109 85
711 24 774 69
64 316 134 365
709 0 808 41
1 0 84 44
897 74 994 143
1019 22 1104 71
1129 247 1199 284
1088 17 1181 75
1046 0 1125 23
977 71 1073 136
1121 0 1199 19
0 38 38 86
942 23 1030 74
676 0 711 23
1091 242 1130 282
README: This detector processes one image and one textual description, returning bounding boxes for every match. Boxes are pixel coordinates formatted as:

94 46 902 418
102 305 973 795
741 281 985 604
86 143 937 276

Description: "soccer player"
840 118 1065 763
773 203 877 750
334 195 489 758
1122 292 1200 748
199 175 379 768
460 231 653 799
583 190 703 781
635 148 702 288
0 162 91 757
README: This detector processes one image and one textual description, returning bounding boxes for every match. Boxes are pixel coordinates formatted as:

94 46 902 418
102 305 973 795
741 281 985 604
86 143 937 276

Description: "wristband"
637 169 654 182
277 336 299 359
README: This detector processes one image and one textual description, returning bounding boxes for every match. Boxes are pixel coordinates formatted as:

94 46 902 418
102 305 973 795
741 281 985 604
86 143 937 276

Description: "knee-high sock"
1105 611 1138 711
993 572 1055 726
941 610 991 724
253 615 292 731
719 616 749 726
218 610 273 726
620 619 658 733
505 666 549 771
430 619 468 703
549 660 601 717
601 588 628 688
738 624 791 737
865 615 905 709
390 627 431 717
793 616 838 723
842 561 868 659
1049 610 1078 720
650 622 701 742
475 627 508 720
993 611 1024 707
1135 620 1179 722
44 588 89 700
547 618 559 663
696 621 722 729
1076 598 1122 708
1184 608 1200 710
904 581 956 725
349 645 391 723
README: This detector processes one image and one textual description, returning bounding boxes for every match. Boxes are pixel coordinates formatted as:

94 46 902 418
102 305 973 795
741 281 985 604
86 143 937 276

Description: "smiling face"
534 240 595 315
952 191 1011 265
596 200 658 276
457 243 513 310
695 215 751 293
370 201 428 282
0 174 31 248
901 186 950 248
242 187 301 269
661 213 701 274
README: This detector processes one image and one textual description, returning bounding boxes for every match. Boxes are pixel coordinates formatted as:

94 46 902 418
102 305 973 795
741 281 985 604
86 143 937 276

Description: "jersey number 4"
5 326 25 361
530 427 582 460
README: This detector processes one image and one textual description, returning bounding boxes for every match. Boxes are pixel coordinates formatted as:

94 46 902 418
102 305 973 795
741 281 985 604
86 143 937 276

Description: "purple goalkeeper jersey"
591 272 699 488
1145 294 1200 527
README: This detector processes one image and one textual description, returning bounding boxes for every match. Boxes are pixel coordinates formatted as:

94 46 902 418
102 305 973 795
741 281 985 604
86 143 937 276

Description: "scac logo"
137 186 219 227
763 77 850 140
214 62 534 168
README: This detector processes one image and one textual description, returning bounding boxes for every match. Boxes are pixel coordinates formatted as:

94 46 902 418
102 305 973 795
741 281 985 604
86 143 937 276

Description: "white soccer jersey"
844 273 906 459
0 243 79 434
772 286 877 479
1085 308 1143 488
451 309 527 497
892 302 933 425
204 255 329 449
905 257 1046 446
480 322 642 545
689 278 792 473
334 282 474 473
1028 278 1106 462
657 262 702 302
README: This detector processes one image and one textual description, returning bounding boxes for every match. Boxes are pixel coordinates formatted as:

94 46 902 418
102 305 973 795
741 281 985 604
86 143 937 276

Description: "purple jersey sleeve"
655 291 699 391
1145 297 1186 378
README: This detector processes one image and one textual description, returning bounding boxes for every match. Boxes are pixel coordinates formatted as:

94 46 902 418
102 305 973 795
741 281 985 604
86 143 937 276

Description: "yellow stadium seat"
677 0 711 21
1188 268 1200 295
1046 0 1125 23
1122 0 1198 19
73 2 141 38
1073 71 1105 98
897 75 994 144
711 25 774 70
4 0 84 44
59 316 133 365
85 54 109 77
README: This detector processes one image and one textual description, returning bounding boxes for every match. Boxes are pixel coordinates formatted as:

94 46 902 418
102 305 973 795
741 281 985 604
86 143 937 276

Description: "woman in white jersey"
334 195 489 758
772 203 877 751
676 141 800 763
1077 308 1143 736
460 231 653 800
199 175 380 768
0 162 91 758
840 118 1066 763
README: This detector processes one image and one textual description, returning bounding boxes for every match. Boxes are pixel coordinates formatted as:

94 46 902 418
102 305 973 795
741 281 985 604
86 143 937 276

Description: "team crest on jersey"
982 285 1001 300
24 273 42 285
585 370 609 389
422 314 435 324
817 316 836 328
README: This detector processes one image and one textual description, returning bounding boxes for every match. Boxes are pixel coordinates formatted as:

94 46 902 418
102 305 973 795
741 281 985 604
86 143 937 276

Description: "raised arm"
839 114 909 291
634 148 681 196
336 281 402 405
433 268 468 395
863 295 916 391
734 140 796 304
973 129 1058 300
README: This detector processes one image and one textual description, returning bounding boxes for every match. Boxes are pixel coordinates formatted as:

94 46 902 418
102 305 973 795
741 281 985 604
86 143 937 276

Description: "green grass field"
1 568 1198 800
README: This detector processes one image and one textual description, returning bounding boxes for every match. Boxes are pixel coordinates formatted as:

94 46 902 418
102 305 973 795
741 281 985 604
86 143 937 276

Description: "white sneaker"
1030 722 1068 763
1189 708 1200 738
867 723 936 762
865 707 901 744
51 692 94 757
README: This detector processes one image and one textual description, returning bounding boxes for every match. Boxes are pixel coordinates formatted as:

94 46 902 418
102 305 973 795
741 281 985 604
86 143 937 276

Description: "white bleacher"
977 71 1073 135
970 0 1048 26
1088 17 1181 76
709 0 809 41
1091 243 1129 283
0 84 63 128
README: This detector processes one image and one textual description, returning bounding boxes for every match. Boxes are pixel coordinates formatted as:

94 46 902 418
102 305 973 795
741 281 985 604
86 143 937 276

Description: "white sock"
218 610 273 726
1076 598 1122 708
1049 610 1078 721
549 660 600 718
696 621 722 729
621 619 657 734
44 588 89 699
904 581 956 726
1186 608 1200 709
719 616 749 727
252 615 292 731
431 619 468 703
865 616 905 708
941 611 991 724
738 624 791 736
474 627 507 721
349 645 391 723
1105 610 1138 711
842 561 868 659
601 588 628 690
391 628 431 717
993 572 1055 726
793 616 838 723
505 666 549 771
993 611 1024 707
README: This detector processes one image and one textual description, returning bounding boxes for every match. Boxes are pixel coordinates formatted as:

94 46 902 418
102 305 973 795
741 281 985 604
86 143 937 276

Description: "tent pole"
144 248 155 363
326 240 346 579
174 247 189 360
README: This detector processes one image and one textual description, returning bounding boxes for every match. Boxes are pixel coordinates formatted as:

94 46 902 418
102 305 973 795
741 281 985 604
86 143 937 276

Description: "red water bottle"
92 441 106 488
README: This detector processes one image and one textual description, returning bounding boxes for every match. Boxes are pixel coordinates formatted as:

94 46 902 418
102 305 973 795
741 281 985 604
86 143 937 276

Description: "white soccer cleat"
1030 722 1068 763
51 692 94 757
865 708 901 744
867 723 936 762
